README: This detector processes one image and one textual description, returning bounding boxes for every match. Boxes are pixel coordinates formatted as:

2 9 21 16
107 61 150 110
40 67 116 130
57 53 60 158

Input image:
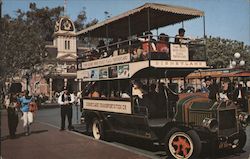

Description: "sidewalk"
0 110 151 159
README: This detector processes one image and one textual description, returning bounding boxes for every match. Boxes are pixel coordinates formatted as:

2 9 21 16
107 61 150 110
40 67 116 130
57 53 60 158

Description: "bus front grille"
218 109 238 137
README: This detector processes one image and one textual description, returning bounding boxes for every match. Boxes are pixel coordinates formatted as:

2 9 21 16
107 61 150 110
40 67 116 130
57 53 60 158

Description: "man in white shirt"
58 87 75 131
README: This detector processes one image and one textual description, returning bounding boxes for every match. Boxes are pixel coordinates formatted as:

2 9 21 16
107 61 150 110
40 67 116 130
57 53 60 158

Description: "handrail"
77 34 206 68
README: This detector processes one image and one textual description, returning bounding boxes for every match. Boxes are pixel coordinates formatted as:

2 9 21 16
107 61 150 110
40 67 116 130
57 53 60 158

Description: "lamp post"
230 52 245 69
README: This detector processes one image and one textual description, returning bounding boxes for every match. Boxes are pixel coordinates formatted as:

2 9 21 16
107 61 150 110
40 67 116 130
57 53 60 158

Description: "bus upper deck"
76 3 208 81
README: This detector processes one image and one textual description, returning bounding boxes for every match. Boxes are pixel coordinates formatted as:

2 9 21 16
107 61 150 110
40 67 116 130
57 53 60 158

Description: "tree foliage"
0 3 64 80
0 3 98 81
206 36 250 69
74 7 98 31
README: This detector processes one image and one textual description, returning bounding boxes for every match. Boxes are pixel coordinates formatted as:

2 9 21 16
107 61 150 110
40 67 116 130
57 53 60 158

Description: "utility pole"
64 0 67 16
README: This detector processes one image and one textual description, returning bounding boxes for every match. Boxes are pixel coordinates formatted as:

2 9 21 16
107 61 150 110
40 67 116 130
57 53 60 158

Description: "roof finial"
64 0 67 16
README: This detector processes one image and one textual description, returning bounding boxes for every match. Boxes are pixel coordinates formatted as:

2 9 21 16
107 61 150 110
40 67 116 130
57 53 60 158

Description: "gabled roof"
76 3 204 38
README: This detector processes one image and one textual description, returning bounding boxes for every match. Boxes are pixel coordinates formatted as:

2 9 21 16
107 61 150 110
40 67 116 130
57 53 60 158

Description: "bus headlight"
239 113 249 128
202 118 218 133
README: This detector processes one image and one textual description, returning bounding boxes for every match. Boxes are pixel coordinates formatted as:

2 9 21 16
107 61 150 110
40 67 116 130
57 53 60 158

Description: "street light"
234 52 241 59
231 52 245 69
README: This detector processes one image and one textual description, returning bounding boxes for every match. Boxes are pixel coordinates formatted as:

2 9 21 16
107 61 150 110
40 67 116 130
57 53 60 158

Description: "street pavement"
2 106 250 159
0 108 151 159
36 107 250 159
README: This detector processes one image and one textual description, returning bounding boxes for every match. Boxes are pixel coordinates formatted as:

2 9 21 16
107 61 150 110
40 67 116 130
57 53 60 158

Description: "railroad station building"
6 16 87 101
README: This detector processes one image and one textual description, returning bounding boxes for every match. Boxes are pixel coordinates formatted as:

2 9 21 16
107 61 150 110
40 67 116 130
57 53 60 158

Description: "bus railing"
77 35 206 69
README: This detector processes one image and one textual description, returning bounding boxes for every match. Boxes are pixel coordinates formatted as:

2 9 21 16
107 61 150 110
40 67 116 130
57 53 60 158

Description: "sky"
2 0 250 45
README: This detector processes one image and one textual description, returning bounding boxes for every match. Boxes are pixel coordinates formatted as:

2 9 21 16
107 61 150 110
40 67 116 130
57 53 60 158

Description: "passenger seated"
117 37 128 55
97 40 107 58
149 84 157 100
155 83 167 118
132 81 144 99
147 84 158 118
131 34 143 61
131 49 142 62
121 91 130 98
154 33 170 59
88 86 100 98
100 91 107 98
138 31 157 60
91 49 99 60
92 90 100 98
156 33 169 53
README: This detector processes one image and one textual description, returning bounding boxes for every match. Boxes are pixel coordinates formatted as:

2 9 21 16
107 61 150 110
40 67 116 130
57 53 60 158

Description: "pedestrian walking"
18 91 34 136
6 93 19 138
58 86 75 131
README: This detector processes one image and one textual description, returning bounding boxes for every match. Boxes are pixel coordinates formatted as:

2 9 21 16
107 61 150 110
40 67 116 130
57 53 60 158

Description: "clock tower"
45 16 79 94
53 16 77 61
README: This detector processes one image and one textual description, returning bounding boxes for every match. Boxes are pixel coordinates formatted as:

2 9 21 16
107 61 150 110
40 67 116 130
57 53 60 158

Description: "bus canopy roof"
76 3 204 38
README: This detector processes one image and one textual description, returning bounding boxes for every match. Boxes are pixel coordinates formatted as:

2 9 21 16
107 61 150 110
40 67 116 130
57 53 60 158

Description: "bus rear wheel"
165 128 201 159
92 118 104 140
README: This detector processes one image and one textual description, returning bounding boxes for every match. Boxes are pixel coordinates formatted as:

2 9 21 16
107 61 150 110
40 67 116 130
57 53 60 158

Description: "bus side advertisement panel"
83 99 132 114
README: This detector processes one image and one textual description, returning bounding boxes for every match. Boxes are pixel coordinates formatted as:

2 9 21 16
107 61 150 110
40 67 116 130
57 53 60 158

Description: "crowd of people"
190 76 249 112
84 28 192 62
3 75 248 138
3 85 83 138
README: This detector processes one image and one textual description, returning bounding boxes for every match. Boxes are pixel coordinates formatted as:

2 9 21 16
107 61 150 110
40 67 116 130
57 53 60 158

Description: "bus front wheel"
91 118 104 140
234 129 247 152
165 128 201 159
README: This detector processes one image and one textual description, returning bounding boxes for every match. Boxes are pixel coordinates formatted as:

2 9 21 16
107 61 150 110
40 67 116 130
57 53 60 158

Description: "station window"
83 79 131 100
64 40 71 50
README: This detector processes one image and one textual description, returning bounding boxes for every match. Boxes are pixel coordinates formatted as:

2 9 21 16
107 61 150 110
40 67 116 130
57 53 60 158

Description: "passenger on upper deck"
109 38 119 56
97 40 107 58
131 35 142 62
154 33 170 59
138 31 157 60
156 33 169 53
117 37 128 55
175 28 190 44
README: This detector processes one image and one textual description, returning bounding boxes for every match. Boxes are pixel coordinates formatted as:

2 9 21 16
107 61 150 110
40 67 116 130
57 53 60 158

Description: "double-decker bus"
76 3 248 159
